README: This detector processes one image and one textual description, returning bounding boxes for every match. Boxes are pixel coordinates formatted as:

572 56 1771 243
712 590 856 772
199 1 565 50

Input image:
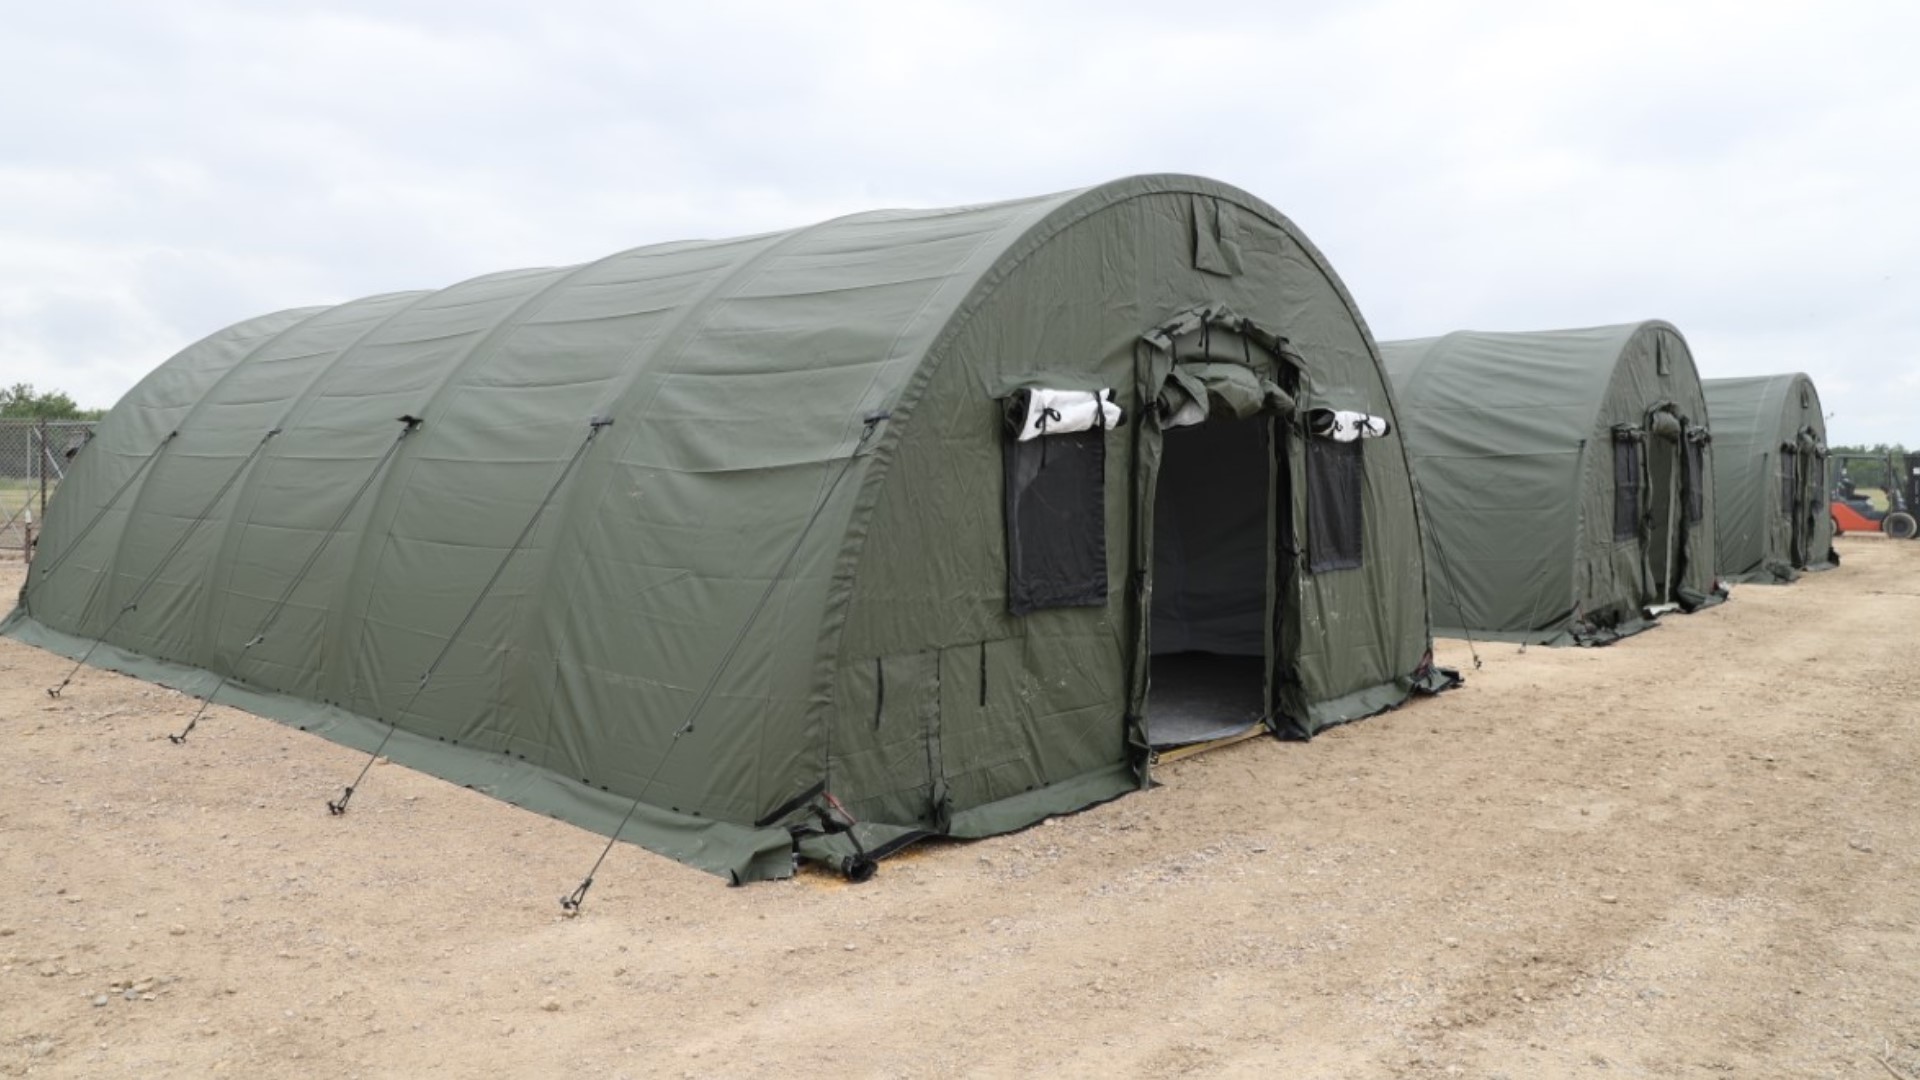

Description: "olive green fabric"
1703 374 1837 583
1380 322 1725 646
7 175 1441 883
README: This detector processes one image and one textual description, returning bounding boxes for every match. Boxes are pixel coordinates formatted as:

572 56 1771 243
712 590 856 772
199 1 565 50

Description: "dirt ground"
2 538 1917 1079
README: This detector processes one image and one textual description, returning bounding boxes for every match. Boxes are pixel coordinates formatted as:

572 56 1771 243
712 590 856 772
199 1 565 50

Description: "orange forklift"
1831 451 1919 539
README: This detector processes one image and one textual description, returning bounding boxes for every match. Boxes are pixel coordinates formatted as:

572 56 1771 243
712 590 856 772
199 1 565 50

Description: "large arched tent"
1380 322 1726 646
1703 374 1838 582
6 175 1450 883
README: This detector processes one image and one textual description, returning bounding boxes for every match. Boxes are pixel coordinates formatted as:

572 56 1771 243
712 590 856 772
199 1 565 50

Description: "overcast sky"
3 1 1915 443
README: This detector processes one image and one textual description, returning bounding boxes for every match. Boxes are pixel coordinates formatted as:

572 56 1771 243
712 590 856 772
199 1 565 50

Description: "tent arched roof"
1379 321 1693 459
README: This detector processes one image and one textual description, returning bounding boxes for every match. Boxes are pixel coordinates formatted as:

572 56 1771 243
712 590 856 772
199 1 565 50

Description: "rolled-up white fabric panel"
1010 388 1124 441
1306 407 1391 442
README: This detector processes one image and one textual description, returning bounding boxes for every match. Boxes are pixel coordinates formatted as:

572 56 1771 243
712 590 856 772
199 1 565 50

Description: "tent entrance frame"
1641 403 1697 609
1139 413 1279 752
1788 446 1807 567
1645 428 1682 603
1125 305 1307 757
1787 434 1822 569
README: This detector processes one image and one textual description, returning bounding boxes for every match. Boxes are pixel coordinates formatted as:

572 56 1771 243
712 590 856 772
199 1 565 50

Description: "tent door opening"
1144 415 1273 750
1645 423 1685 605
1788 448 1812 567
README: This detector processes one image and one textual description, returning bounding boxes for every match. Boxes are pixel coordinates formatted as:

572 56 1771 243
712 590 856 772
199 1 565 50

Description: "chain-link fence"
0 419 98 557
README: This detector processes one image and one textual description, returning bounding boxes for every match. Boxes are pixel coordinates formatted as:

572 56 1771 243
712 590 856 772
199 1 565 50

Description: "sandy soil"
2 538 1917 1079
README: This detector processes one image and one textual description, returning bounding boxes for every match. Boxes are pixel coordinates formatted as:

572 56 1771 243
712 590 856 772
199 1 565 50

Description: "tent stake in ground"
46 428 280 698
170 416 423 744
561 412 887 915
328 416 613 816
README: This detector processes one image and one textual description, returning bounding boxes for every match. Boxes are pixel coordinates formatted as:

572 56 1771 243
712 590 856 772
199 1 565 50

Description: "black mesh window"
1004 430 1107 615
1684 439 1705 524
1613 439 1642 541
1307 437 1364 572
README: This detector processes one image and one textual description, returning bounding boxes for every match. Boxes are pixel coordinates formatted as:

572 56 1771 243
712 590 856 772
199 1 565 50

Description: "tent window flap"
1684 431 1707 525
1003 413 1108 615
1004 388 1123 442
1192 196 1244 278
1613 436 1642 541
1307 436 1364 572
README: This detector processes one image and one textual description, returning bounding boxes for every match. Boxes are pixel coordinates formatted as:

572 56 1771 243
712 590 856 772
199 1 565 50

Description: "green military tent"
7 175 1450 884
1702 374 1838 582
1379 321 1726 646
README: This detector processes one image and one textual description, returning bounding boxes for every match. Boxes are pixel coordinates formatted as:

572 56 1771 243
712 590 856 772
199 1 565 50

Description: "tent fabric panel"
929 633 1124 813
940 760 1139 840
1592 325 1718 607
833 192 1142 663
827 650 945 827
15 186 1051 864
181 432 406 695
515 191 1053 829
1276 316 1432 717
512 461 863 824
1383 321 1721 643
836 180 1436 817
18 299 414 645
1705 373 1834 582
61 431 285 664
828 190 1147 825
1382 326 1642 421
1411 451 1579 636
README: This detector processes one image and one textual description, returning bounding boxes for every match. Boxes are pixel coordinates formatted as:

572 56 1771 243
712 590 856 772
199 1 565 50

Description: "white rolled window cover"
1306 407 1392 442
1006 388 1124 442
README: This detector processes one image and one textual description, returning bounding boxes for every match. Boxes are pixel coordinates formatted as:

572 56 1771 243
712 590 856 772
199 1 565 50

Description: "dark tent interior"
1147 416 1271 747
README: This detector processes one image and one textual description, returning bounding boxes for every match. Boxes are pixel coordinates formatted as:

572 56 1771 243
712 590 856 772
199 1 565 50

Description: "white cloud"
1 0 1916 443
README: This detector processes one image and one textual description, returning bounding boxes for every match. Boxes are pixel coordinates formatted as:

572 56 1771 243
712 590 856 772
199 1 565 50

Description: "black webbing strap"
328 416 613 815
23 430 179 612
47 429 280 699
978 640 987 707
752 779 827 829
169 416 423 744
1035 406 1060 467
560 411 888 915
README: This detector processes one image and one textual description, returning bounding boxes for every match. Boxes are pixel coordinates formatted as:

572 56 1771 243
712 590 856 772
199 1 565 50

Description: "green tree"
1829 443 1910 495
0 383 105 420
